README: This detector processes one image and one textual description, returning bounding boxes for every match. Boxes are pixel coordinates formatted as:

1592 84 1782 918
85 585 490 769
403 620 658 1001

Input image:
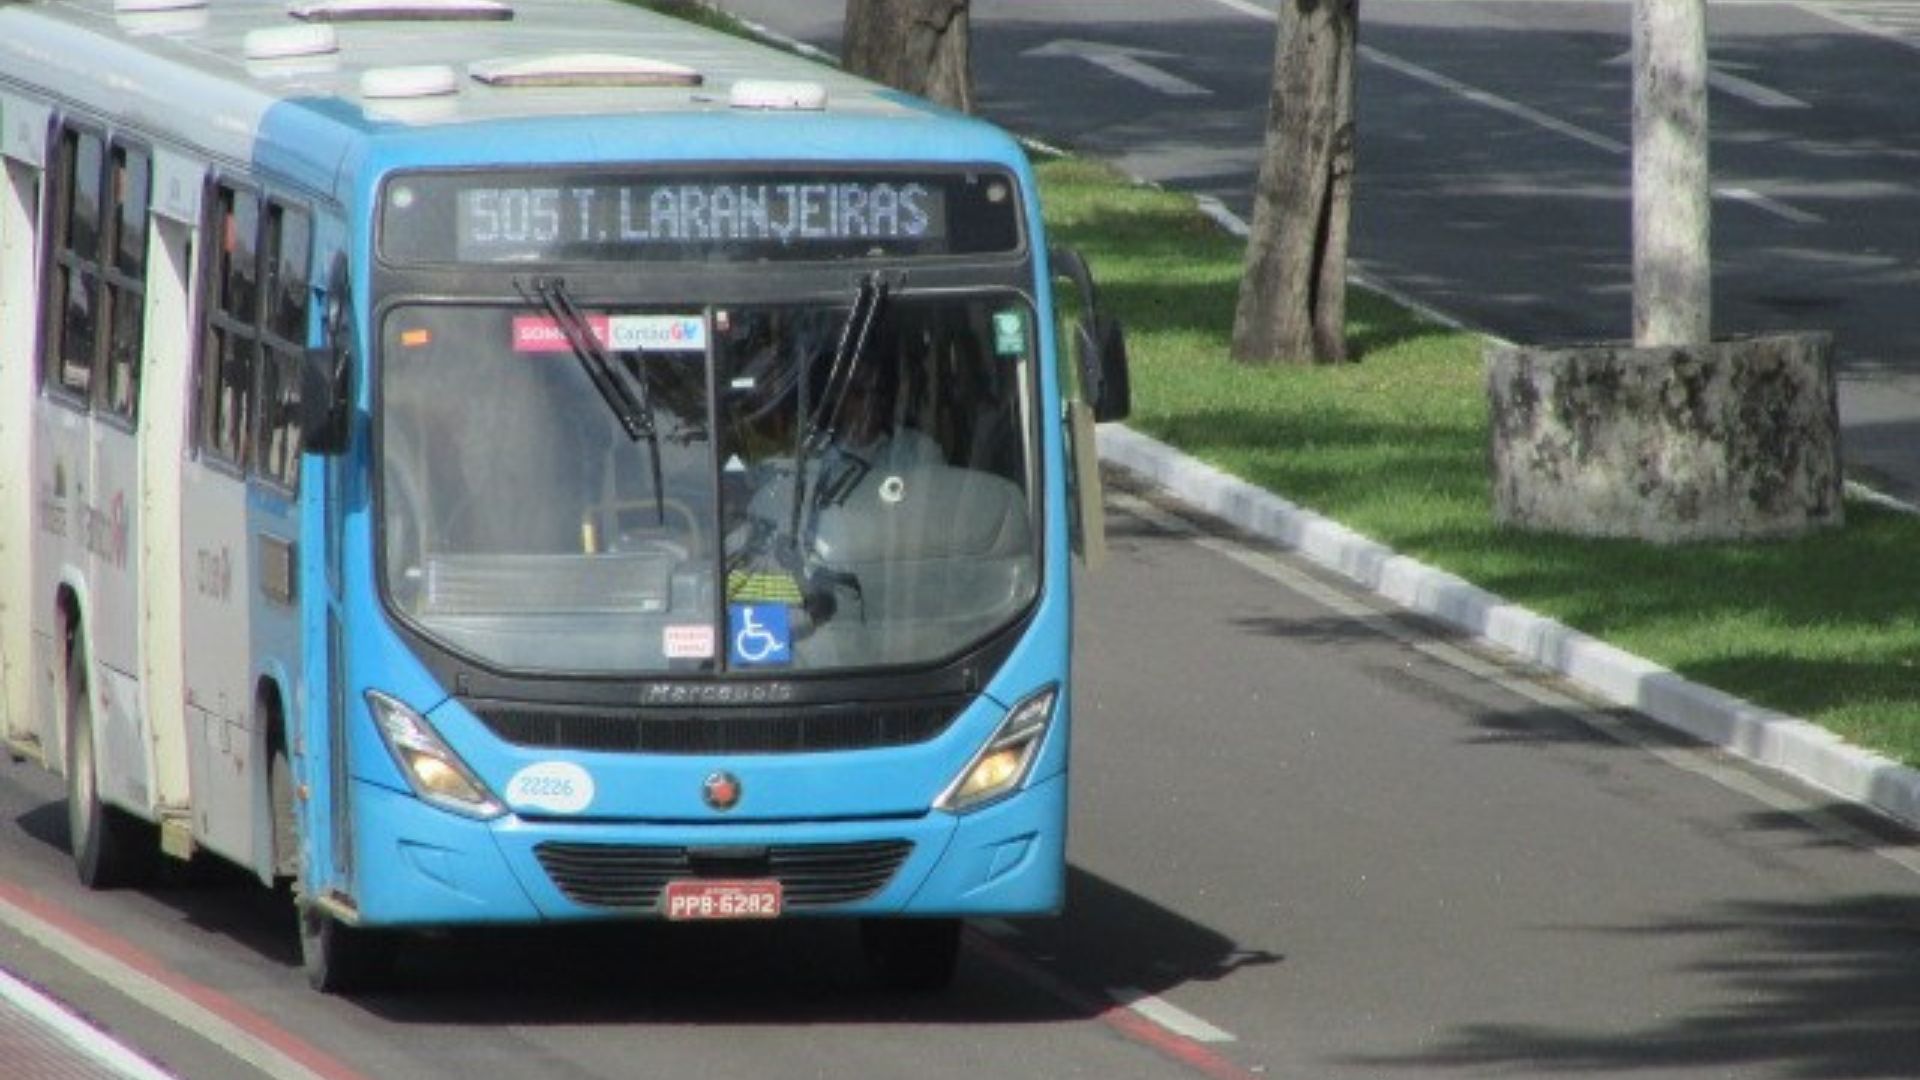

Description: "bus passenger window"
256 201 311 490
102 144 151 421
42 126 107 401
197 184 261 467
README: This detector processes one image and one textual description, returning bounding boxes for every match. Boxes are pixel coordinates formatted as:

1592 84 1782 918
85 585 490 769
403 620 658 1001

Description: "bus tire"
298 899 395 994
859 917 961 992
268 739 299 885
65 644 155 890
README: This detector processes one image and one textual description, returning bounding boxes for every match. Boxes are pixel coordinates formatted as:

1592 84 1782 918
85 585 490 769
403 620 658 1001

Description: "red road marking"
965 929 1263 1080
0 879 374 1080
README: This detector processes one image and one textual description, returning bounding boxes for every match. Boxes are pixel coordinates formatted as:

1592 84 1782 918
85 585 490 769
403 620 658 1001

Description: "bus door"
179 177 259 864
0 93 48 757
82 133 157 817
180 179 313 872
33 118 103 778
137 149 204 843
238 196 314 884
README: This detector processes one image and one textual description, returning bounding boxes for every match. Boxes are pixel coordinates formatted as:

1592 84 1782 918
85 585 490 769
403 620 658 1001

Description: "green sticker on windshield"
993 309 1027 358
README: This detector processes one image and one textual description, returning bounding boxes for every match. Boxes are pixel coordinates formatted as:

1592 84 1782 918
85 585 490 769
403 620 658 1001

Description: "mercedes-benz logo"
702 771 743 811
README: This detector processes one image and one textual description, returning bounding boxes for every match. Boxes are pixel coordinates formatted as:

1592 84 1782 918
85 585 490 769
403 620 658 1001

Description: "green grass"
1038 156 1920 767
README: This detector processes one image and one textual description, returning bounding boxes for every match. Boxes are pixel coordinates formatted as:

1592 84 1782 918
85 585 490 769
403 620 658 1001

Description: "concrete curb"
1098 422 1920 832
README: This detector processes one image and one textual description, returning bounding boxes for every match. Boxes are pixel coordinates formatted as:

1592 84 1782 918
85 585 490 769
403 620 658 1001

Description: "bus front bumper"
346 772 1066 927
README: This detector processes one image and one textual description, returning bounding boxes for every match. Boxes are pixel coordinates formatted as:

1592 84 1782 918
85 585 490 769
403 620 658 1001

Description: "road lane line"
1360 47 1818 225
1199 0 1275 20
964 928 1266 1080
1707 68 1810 109
1107 491 1920 880
1197 0 1820 224
1 968 179 1080
1108 986 1238 1043
1358 45 1630 154
1718 185 1825 224
1796 1 1920 51
0 880 374 1080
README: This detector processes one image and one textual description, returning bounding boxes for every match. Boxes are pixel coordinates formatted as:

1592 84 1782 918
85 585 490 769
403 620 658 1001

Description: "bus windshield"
379 293 1039 675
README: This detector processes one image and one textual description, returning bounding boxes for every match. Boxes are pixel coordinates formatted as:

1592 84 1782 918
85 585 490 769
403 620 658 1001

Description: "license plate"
662 879 783 921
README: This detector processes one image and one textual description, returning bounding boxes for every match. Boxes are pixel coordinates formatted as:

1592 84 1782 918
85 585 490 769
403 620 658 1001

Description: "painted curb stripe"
965 929 1262 1080
0 967 179 1080
1097 428 1920 837
0 880 373 1080
1109 985 1237 1044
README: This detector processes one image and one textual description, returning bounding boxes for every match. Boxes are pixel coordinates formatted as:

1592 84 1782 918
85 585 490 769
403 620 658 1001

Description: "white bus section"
0 95 47 763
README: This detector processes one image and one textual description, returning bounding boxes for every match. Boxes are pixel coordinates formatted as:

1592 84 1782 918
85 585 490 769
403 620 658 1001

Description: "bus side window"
256 201 311 491
100 142 151 422
196 183 260 468
41 124 106 403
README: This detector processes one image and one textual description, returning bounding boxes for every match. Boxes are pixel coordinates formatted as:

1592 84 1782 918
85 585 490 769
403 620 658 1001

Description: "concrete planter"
1487 331 1842 542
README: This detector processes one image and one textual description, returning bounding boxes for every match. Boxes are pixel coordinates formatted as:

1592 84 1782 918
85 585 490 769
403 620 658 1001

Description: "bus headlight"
366 692 505 820
936 686 1057 813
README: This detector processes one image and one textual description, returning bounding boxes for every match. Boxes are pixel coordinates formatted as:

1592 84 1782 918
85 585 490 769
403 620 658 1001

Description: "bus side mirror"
1076 314 1131 423
1051 246 1131 422
302 255 353 456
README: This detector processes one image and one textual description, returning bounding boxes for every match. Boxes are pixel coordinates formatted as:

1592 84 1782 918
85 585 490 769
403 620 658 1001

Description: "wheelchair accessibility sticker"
729 603 792 666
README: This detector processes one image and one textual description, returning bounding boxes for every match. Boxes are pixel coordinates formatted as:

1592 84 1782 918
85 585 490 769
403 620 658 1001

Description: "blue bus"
0 0 1128 992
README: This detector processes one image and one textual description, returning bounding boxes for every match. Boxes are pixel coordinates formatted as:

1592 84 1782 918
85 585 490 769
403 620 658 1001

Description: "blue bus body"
0 0 1120 990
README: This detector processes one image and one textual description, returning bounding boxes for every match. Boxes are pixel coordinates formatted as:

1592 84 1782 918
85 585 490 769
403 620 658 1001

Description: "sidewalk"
1097 423 1920 835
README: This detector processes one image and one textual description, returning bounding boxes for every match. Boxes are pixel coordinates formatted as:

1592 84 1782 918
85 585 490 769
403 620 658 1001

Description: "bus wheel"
65 646 155 889
268 743 299 886
859 917 961 992
298 898 395 995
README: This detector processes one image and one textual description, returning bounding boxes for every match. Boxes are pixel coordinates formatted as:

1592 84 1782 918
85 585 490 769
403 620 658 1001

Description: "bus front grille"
471 699 966 754
533 840 915 911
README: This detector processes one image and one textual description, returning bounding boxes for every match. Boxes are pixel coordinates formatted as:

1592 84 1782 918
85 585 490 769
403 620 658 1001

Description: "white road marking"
1602 50 1810 109
1197 0 1820 224
1718 185 1825 224
1196 0 1275 20
1108 491 1920 880
1108 986 1238 1044
1707 68 1810 109
0 895 338 1080
1024 40 1213 98
1797 1 1920 50
0 967 180 1080
1360 43 1631 154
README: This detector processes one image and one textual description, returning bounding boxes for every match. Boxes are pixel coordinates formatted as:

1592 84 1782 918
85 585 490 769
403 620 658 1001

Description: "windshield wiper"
520 276 666 525
788 273 892 543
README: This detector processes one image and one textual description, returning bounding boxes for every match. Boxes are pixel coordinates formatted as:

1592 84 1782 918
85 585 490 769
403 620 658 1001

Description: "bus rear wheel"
65 644 155 889
860 917 961 992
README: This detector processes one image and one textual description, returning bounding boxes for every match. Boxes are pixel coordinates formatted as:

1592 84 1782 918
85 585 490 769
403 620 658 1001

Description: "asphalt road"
11 4 1920 1076
8 493 1920 1077
719 0 1920 501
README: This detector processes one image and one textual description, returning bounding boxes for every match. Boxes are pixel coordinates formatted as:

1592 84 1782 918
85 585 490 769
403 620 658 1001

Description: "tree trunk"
1632 0 1710 347
842 0 973 113
1231 0 1358 365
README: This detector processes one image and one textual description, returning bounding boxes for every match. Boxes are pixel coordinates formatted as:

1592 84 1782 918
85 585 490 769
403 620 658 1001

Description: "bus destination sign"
382 169 1023 264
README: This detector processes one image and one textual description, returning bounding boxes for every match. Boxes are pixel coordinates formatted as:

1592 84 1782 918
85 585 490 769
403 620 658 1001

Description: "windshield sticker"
664 624 716 660
513 314 611 352
505 761 595 814
608 315 707 352
993 309 1027 357
510 314 706 353
728 603 792 667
